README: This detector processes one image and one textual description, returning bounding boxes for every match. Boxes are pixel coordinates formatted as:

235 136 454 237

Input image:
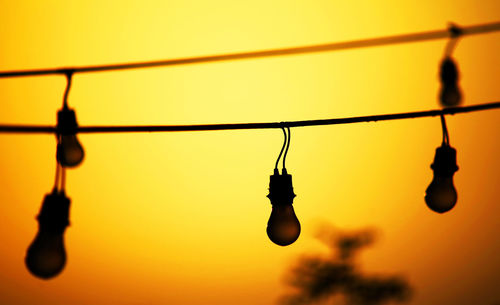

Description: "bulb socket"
267 169 296 206
37 191 71 234
57 108 78 136
431 145 459 177
440 57 459 85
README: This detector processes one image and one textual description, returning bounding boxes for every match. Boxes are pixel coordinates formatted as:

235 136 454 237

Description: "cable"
283 127 291 170
275 127 287 171
53 161 61 191
440 114 450 145
62 72 73 108
443 23 462 57
0 21 499 78
0 101 498 134
60 167 66 191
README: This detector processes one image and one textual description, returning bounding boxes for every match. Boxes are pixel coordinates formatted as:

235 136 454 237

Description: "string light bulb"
439 24 463 107
266 127 300 246
425 115 459 213
56 106 84 167
425 144 458 213
25 189 70 279
439 57 462 107
267 168 301 246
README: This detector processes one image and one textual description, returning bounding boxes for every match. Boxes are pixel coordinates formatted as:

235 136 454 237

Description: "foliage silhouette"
280 226 412 305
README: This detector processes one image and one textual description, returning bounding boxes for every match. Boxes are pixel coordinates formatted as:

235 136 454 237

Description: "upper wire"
0 21 498 78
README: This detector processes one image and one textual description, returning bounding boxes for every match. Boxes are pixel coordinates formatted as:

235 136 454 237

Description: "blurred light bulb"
439 84 461 107
267 205 301 246
25 191 70 279
56 107 84 167
266 169 300 246
425 145 459 213
57 135 84 167
439 57 462 107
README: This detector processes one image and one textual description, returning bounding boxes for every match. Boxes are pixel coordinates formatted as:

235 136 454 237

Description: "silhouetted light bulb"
56 107 84 167
439 57 462 107
266 169 301 246
57 135 84 167
425 144 459 213
25 190 70 279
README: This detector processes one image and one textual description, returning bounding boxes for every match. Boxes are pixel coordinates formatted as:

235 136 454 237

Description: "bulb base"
57 108 78 136
439 57 462 107
37 190 71 234
431 144 459 177
440 57 459 84
267 169 296 206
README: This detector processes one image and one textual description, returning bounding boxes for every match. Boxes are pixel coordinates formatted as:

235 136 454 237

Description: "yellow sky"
0 1 499 304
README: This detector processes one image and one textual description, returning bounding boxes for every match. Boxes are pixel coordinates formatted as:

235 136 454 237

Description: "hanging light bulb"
25 190 70 279
266 127 300 246
439 57 462 107
267 168 301 246
425 144 459 213
56 107 84 167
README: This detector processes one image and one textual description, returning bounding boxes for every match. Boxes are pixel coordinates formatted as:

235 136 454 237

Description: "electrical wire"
275 127 287 171
60 167 66 191
440 114 450 145
443 23 462 57
0 22 499 78
0 101 498 134
282 127 291 170
53 161 61 191
62 72 73 108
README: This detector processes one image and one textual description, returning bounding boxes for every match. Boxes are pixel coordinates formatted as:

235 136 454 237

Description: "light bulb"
266 169 301 246
439 57 462 107
56 107 84 167
25 191 70 279
425 144 459 213
57 135 84 167
267 205 301 246
439 85 461 107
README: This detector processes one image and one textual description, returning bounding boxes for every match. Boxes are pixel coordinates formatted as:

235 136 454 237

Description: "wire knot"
448 23 463 39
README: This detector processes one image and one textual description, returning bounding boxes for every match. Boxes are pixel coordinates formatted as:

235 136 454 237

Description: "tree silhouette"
280 226 412 305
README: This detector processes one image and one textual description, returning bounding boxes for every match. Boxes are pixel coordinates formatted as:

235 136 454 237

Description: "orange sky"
0 1 499 305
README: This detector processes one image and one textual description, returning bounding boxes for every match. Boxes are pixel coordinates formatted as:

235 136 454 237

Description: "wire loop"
444 23 463 57
63 72 74 108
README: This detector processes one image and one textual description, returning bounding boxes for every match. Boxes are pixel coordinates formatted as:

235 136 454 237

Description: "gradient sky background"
0 1 499 304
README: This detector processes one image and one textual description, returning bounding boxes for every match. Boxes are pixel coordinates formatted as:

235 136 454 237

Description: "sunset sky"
0 1 499 304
